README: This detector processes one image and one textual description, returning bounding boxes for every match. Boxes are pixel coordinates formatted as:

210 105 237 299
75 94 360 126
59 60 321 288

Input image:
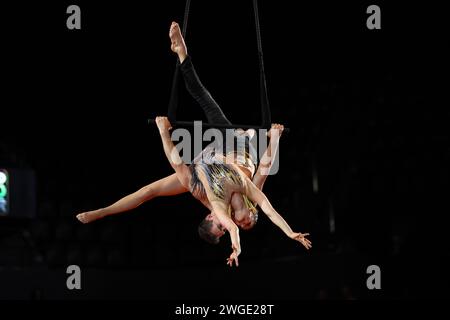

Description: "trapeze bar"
148 119 289 132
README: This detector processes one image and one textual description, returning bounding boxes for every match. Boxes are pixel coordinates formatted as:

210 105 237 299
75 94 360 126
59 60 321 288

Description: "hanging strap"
253 0 272 129
167 0 191 123
167 0 273 130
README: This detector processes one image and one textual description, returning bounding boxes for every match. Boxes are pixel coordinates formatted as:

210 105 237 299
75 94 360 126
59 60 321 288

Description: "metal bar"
148 119 290 133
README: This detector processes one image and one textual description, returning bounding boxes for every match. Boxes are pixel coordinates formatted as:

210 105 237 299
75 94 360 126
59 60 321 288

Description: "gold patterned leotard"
189 132 257 212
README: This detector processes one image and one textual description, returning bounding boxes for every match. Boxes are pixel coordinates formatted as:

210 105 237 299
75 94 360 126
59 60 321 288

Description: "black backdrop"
1 1 449 301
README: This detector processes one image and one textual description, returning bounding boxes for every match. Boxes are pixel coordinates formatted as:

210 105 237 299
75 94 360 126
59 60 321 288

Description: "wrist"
160 129 170 137
271 135 281 142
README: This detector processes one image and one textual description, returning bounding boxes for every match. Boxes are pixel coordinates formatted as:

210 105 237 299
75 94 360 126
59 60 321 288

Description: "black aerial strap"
253 0 271 129
167 0 191 123
162 0 279 131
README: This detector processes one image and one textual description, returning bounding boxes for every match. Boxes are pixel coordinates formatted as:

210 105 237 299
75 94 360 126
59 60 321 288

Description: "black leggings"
179 56 232 126
178 56 259 165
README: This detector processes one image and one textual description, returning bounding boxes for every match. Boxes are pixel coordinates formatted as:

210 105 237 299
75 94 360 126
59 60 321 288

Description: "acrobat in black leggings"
178 56 261 163
177 56 271 130
179 56 232 126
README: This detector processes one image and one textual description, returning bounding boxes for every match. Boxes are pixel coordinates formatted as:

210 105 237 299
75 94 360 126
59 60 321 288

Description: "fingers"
76 213 85 223
76 213 91 224
277 124 284 133
269 123 284 135
293 233 312 249
299 236 311 244
155 116 172 130
299 236 312 245
293 232 310 239
226 255 239 267
155 116 162 127
299 238 311 250
302 239 312 250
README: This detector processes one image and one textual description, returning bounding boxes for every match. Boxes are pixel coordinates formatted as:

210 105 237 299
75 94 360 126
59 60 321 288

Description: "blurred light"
312 163 319 194
329 199 335 234
0 171 7 184
0 170 9 215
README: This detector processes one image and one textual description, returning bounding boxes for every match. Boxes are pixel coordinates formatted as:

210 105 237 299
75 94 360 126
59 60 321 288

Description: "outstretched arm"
155 116 191 189
243 178 312 250
209 199 242 267
252 124 284 190
197 169 241 267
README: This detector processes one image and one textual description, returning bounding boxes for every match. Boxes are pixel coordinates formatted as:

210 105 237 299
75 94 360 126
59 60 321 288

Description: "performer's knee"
139 185 155 201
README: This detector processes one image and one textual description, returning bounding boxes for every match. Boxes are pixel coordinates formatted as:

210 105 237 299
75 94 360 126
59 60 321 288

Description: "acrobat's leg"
170 22 231 126
76 173 188 224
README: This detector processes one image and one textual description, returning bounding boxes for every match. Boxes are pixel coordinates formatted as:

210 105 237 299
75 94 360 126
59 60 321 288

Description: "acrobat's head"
198 204 259 244
233 209 258 231
198 213 225 244
231 194 258 230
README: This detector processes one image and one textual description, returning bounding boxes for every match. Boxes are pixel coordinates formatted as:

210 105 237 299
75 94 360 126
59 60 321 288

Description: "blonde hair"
242 194 258 214
227 194 257 216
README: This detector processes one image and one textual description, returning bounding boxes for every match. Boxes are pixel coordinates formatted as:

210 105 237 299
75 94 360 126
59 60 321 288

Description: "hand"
226 248 240 267
267 123 284 139
155 116 172 133
289 232 312 250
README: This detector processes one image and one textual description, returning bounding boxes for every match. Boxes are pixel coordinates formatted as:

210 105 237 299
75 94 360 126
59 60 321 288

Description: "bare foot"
169 21 187 62
76 210 103 224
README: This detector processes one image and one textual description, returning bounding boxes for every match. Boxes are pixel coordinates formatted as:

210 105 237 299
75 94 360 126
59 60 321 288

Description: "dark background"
0 0 449 300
